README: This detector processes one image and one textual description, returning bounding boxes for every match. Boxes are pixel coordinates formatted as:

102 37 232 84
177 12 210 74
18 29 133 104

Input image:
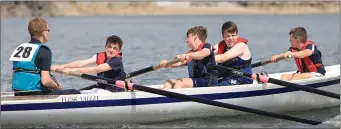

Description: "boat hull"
1 65 340 125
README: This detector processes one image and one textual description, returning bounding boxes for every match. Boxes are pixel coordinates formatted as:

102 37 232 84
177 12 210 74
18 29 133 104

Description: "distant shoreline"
1 1 339 19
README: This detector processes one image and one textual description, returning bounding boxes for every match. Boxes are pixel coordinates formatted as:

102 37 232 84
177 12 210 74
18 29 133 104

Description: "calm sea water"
1 14 340 128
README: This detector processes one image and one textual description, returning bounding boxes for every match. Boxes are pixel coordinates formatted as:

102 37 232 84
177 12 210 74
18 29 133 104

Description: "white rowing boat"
1 65 340 126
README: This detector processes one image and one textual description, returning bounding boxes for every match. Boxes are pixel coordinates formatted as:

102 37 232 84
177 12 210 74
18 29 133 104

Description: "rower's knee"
173 80 182 89
174 78 194 89
163 79 175 89
280 74 290 81
173 78 186 89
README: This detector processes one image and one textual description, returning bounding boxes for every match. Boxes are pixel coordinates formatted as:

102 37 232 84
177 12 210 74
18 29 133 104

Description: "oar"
252 55 292 68
210 65 340 99
125 59 181 79
54 69 323 125
77 58 180 90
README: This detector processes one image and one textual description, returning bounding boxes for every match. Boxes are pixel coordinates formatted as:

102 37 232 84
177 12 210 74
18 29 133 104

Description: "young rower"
213 21 253 86
9 17 81 95
51 35 127 92
271 27 325 81
158 26 218 89
9 17 64 93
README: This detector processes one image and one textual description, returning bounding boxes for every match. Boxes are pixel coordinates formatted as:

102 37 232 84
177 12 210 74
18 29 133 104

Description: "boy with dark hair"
213 21 253 86
52 35 127 92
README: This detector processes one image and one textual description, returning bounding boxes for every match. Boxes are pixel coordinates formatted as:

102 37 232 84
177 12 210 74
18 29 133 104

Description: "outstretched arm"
290 49 313 58
188 48 211 60
67 63 111 74
52 55 96 70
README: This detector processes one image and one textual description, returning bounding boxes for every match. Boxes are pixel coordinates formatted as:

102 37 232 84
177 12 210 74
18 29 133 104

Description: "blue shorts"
217 79 240 86
191 78 209 87
217 77 253 86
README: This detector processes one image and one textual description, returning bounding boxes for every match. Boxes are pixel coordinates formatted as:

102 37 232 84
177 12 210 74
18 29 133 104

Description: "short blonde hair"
28 17 48 38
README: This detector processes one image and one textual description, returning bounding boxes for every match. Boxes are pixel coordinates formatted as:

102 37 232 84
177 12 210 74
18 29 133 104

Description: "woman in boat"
51 35 127 92
9 17 69 94
271 27 325 81
213 21 253 86
158 26 218 89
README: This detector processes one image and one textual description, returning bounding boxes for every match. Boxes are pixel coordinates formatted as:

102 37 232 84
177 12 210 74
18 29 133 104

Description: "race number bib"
9 43 39 62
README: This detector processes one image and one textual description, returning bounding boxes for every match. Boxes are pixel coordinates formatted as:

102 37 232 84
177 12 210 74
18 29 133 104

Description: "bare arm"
291 49 313 58
40 71 59 89
58 55 96 68
160 47 211 69
188 48 211 60
167 61 187 68
71 63 112 74
215 43 245 63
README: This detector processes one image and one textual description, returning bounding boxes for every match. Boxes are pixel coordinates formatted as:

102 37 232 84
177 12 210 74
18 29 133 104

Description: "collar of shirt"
29 38 42 44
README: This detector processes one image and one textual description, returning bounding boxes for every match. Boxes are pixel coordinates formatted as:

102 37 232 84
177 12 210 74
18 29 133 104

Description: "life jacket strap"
13 68 40 74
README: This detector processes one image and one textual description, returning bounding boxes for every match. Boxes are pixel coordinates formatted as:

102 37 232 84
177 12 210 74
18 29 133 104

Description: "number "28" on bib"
9 43 39 62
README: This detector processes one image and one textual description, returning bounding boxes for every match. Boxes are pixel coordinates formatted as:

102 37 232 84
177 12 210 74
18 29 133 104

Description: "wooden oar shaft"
54 69 322 125
125 66 154 79
153 59 181 70
125 59 181 79
252 55 292 68
251 60 272 68
211 65 340 99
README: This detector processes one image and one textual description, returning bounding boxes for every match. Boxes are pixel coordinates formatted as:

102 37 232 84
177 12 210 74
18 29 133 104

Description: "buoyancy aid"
10 43 51 91
185 43 205 78
95 52 126 91
215 37 253 84
96 52 122 78
96 52 122 65
217 37 248 55
186 43 218 86
291 40 323 73
216 37 251 69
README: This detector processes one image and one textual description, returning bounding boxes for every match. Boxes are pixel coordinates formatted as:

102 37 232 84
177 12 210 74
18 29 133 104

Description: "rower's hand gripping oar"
55 69 135 91
252 55 292 68
54 69 323 125
125 58 181 79
210 65 340 99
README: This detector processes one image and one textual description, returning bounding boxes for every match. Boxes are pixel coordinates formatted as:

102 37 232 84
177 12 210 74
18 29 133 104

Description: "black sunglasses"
44 29 50 32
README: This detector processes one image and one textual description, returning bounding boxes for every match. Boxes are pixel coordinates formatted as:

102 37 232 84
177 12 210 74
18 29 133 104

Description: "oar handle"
153 59 181 70
252 55 292 68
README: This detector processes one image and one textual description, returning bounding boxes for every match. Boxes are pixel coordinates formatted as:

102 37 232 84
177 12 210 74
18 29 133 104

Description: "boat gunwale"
1 65 339 103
